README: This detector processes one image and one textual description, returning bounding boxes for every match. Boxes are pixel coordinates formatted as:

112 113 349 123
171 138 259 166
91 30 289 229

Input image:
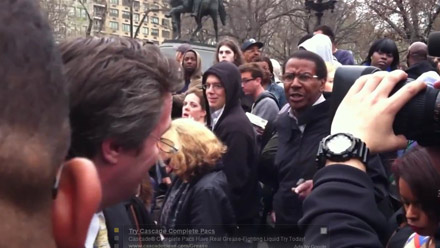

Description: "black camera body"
330 66 440 146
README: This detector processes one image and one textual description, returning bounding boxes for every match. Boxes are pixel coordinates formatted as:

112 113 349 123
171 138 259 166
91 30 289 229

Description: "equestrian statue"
165 0 227 42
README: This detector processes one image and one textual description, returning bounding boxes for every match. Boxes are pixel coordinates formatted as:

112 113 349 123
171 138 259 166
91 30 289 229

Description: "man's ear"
319 78 326 92
256 77 262 85
101 139 122 164
52 158 102 248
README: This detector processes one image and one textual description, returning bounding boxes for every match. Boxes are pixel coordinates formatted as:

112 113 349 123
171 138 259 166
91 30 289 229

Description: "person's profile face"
241 71 258 96
399 178 438 237
283 58 324 115
110 93 172 204
218 45 235 63
257 61 272 83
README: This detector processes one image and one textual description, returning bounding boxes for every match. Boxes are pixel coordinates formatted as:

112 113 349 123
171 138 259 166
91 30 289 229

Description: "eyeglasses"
156 137 179 154
202 83 224 91
282 73 319 83
241 78 255 84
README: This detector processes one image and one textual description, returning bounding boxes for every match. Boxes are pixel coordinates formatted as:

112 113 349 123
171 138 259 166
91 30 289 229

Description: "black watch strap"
316 133 369 169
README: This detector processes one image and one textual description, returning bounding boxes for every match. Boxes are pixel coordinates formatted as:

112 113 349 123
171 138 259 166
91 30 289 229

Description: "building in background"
101 0 171 44
42 0 172 44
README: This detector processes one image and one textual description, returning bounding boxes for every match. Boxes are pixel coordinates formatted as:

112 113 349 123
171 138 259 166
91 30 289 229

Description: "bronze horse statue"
168 0 226 42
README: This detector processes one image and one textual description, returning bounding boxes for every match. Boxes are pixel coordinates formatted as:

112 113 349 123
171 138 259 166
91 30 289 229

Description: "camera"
330 66 440 146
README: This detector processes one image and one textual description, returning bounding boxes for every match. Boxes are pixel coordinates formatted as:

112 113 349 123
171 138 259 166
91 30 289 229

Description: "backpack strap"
254 91 279 110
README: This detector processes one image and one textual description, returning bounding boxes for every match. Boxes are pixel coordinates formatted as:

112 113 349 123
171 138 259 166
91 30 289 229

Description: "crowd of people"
3 0 440 247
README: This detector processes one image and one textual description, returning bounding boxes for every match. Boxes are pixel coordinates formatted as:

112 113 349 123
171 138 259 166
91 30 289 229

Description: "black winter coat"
405 60 437 79
300 165 388 247
272 101 330 226
160 165 236 235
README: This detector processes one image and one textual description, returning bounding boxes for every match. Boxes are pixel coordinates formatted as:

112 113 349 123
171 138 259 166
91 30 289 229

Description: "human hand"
270 211 276 223
291 180 313 199
162 177 172 186
256 127 264 136
331 70 426 153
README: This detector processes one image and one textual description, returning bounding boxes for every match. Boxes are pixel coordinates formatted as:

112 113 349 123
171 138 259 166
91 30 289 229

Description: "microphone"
428 31 440 57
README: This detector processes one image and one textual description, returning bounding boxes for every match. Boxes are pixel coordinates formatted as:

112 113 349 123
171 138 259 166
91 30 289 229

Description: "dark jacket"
405 60 437 79
266 80 287 108
159 165 236 245
104 197 160 248
300 165 388 247
272 100 331 226
334 49 355 65
203 62 260 223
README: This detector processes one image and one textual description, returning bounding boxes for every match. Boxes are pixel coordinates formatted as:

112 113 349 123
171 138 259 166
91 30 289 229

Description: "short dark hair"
298 33 314 46
254 57 273 84
393 146 440 219
261 56 274 76
239 63 264 81
283 50 328 80
215 38 244 67
0 0 69 211
60 37 183 158
314 25 335 43
363 38 400 70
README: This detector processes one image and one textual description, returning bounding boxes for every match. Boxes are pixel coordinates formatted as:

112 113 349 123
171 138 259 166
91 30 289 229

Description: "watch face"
327 134 353 155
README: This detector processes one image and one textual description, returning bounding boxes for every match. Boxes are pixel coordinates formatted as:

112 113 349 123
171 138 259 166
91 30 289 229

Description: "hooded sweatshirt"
299 34 341 67
202 61 260 223
172 49 203 117
180 49 203 92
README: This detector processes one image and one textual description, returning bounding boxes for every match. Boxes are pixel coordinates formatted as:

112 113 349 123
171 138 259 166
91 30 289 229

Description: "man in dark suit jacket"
59 37 183 248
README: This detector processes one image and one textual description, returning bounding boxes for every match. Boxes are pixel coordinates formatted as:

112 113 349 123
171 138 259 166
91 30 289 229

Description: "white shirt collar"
210 106 225 130
85 212 104 248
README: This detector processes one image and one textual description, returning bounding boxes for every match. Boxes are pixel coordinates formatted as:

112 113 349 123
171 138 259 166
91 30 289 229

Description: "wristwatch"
316 133 369 168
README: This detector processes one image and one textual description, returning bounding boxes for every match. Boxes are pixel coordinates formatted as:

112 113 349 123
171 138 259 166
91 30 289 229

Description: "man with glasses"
59 37 182 248
239 63 279 148
240 38 264 113
239 63 279 122
269 50 331 239
202 61 260 239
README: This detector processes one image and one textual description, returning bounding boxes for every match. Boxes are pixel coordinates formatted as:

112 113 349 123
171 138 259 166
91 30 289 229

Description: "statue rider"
165 0 201 18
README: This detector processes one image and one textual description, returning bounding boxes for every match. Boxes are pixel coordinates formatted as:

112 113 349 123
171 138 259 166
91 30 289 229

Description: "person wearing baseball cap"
241 38 264 63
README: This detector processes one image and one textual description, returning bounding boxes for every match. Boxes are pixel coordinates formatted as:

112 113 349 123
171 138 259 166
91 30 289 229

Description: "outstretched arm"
301 70 426 247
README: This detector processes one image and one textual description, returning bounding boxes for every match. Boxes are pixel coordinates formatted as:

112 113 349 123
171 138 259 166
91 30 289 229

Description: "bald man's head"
407 41 428 66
